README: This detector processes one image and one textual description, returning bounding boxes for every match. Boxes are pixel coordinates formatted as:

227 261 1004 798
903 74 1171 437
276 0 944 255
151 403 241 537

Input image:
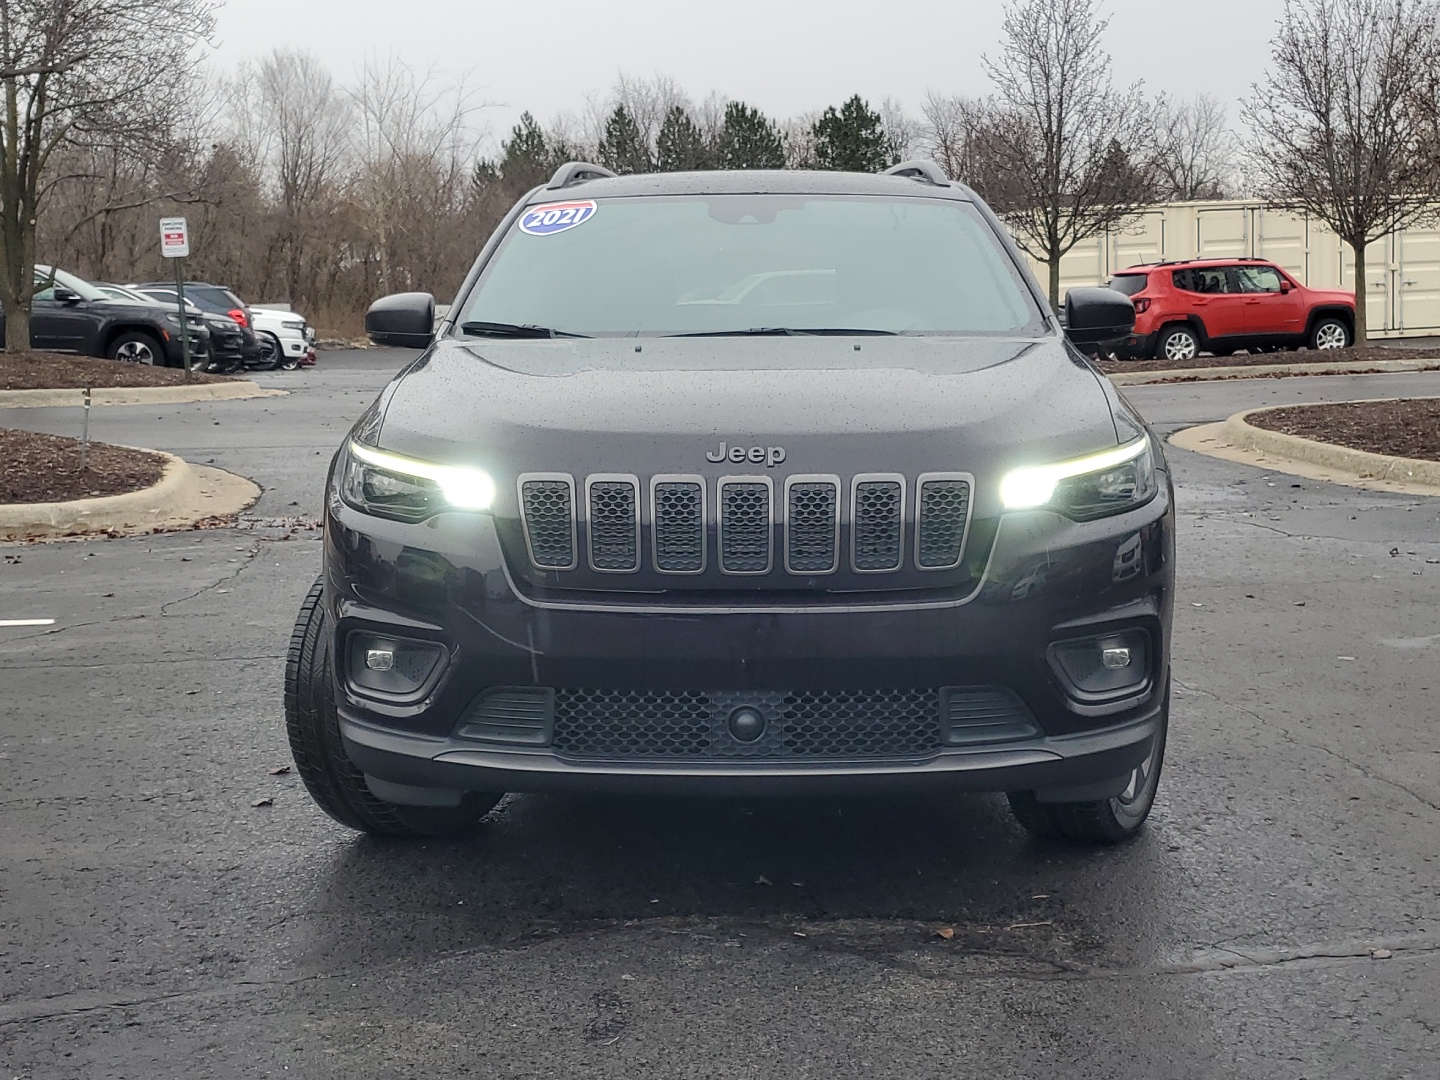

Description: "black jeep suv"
0 266 207 367
286 162 1173 845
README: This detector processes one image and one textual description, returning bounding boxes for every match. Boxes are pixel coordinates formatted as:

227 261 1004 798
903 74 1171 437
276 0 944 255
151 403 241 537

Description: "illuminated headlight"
339 440 495 522
1000 437 1157 520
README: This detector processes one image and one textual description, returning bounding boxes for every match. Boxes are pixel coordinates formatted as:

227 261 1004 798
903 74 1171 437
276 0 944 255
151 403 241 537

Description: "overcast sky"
211 0 1285 146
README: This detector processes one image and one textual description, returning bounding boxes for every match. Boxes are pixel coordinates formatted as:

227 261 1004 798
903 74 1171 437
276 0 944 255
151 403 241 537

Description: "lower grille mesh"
551 688 942 760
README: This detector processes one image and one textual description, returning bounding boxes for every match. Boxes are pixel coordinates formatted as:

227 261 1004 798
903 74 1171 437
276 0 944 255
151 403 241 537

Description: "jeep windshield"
455 194 1046 338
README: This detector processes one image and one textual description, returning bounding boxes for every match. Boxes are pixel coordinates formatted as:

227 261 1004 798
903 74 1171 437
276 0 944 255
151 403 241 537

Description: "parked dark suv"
0 266 207 367
286 162 1174 846
131 280 264 367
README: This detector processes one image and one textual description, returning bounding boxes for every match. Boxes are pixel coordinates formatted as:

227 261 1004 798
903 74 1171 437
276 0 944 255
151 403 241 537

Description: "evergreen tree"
498 111 556 188
597 105 652 174
811 95 892 172
715 101 786 169
655 106 711 171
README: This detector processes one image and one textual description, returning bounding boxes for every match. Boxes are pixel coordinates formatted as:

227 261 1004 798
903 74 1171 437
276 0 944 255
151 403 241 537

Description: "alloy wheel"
1315 323 1348 349
1162 331 1198 362
115 341 156 365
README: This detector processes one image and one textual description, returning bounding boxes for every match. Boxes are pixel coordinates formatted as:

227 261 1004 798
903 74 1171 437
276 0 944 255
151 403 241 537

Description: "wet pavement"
2 355 1437 1078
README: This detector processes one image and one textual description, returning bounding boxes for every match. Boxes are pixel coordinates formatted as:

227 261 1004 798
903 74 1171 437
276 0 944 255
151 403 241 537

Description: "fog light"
1101 647 1132 670
1049 630 1150 699
347 633 445 699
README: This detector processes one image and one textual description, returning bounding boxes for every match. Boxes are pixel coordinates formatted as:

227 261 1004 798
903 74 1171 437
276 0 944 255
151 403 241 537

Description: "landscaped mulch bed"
0 428 166 504
1248 398 1440 460
1096 344 1433 375
0 351 232 391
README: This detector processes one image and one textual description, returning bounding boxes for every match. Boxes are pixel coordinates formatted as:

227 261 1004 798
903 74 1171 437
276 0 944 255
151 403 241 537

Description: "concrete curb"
0 381 285 409
1220 401 1440 487
0 452 262 541
1106 357 1440 385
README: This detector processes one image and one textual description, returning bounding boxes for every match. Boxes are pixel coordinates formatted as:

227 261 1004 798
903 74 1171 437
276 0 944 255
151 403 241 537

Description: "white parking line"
0 619 56 627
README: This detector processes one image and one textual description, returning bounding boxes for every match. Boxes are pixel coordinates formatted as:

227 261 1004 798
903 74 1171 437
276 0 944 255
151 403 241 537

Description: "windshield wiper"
669 327 901 337
460 320 589 339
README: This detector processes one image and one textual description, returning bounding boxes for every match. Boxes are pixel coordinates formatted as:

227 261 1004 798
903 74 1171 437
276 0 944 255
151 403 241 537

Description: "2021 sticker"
519 200 597 236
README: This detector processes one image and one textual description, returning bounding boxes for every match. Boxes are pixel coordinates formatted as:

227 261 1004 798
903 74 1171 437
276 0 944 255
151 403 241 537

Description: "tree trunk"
1350 241 1368 344
1047 257 1061 310
4 303 31 353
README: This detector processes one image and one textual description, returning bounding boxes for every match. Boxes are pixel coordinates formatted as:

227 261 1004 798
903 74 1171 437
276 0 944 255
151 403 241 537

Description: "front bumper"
323 474 1174 802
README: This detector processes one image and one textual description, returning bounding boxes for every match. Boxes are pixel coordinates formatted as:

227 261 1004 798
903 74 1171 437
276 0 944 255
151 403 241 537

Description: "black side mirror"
1064 287 1136 345
52 287 82 304
366 292 435 349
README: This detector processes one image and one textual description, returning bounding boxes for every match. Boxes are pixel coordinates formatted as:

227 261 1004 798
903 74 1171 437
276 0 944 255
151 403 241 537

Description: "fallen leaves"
268 765 291 776
251 797 274 808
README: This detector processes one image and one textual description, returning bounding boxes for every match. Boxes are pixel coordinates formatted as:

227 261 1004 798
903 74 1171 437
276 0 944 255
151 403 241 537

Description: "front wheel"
284 578 503 837
1008 686 1168 845
1310 317 1351 350
1155 326 1200 363
108 331 165 366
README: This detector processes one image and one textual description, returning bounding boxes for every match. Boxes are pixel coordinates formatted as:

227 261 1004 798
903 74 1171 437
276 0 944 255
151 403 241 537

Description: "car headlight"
1000 437 1157 520
163 313 182 326
282 319 305 331
340 440 495 522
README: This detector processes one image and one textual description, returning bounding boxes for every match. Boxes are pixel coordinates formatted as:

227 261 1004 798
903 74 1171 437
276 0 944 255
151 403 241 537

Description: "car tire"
1007 683 1168 846
1309 317 1351 351
108 331 166 367
270 334 301 371
1155 326 1200 363
285 578 503 837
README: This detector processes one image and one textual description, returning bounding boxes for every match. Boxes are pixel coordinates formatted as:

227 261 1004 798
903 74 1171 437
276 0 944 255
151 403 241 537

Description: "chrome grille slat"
915 474 972 570
586 475 640 572
785 476 839 574
718 478 773 574
651 476 706 573
851 475 904 572
519 474 577 570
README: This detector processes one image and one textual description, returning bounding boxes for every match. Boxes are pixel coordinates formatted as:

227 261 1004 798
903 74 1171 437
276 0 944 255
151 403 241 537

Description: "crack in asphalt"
1175 678 1440 814
159 542 264 618
3 927 1436 1029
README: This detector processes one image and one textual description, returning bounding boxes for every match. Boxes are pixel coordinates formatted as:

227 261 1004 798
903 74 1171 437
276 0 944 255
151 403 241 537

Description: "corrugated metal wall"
1026 201 1440 338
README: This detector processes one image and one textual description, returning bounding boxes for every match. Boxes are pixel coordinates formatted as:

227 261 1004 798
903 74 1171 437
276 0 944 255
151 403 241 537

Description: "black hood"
373 335 1120 516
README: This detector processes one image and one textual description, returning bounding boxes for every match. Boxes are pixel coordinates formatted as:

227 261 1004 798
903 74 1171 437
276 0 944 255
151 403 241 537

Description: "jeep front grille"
851 477 904 572
915 476 971 569
718 479 773 574
785 477 839 574
586 477 640 572
516 472 971 577
652 478 705 573
519 476 576 570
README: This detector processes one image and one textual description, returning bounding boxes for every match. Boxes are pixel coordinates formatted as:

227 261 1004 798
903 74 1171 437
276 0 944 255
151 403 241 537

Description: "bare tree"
1244 0 1440 341
977 0 1157 306
0 0 217 352
879 98 922 164
920 92 988 182
1150 92 1238 200
251 50 353 304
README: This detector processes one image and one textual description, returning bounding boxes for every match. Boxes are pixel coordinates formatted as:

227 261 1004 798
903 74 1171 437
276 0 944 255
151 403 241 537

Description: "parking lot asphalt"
2 352 1438 1079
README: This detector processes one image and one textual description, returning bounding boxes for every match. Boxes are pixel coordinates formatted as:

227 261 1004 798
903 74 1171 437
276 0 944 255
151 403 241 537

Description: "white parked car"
249 304 316 370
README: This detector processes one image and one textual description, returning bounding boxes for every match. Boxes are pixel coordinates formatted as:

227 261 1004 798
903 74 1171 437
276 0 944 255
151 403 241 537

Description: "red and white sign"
159 216 190 259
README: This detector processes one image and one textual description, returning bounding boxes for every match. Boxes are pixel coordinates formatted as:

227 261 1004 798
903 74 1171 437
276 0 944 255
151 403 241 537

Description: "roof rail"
547 161 618 189
883 160 949 186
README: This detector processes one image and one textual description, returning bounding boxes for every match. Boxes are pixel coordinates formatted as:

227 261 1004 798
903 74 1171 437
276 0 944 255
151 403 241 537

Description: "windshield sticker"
519 200 597 236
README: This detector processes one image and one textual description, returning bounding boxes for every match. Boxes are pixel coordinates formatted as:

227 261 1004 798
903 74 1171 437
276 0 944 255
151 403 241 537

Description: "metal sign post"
159 217 193 380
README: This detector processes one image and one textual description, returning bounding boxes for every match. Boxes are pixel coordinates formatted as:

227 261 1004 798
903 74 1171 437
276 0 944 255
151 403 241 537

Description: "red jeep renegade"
1106 259 1356 361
